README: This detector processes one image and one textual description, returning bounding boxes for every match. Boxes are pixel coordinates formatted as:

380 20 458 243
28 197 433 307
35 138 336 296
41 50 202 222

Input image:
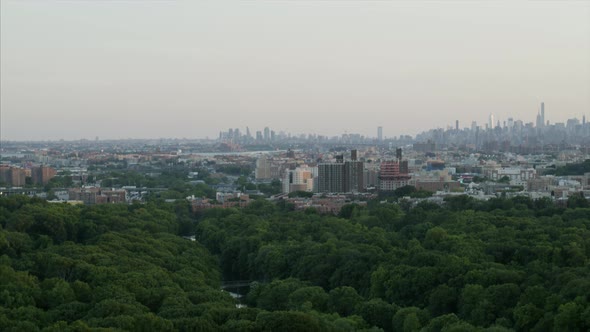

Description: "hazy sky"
1 1 589 141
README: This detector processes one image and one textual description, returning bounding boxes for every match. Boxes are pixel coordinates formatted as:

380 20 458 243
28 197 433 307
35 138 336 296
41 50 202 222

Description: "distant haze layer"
1 1 589 140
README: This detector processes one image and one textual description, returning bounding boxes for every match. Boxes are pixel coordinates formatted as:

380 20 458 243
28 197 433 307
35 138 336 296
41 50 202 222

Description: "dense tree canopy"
550 159 590 176
0 196 231 331
1 194 589 331
195 195 590 331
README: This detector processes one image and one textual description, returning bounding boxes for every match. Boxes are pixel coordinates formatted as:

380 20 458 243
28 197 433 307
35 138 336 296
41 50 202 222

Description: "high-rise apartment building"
318 163 345 193
0 166 26 187
344 160 364 193
317 151 364 193
377 127 383 141
31 166 57 185
11 168 27 186
282 166 316 193
255 157 272 180
364 163 380 189
0 165 8 185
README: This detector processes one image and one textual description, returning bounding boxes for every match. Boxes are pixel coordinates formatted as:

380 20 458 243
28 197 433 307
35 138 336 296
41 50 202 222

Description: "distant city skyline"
1 1 589 141
0 101 587 142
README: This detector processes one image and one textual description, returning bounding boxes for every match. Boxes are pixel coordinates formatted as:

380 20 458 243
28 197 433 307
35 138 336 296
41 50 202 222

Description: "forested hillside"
194 197 590 331
1 195 589 331
0 197 232 331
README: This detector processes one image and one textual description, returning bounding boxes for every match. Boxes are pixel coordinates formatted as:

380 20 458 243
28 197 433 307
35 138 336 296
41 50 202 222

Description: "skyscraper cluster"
416 102 590 152
219 127 278 143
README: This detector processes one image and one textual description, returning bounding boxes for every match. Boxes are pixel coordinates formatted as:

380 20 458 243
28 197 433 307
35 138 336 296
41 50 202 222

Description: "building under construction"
379 148 411 191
